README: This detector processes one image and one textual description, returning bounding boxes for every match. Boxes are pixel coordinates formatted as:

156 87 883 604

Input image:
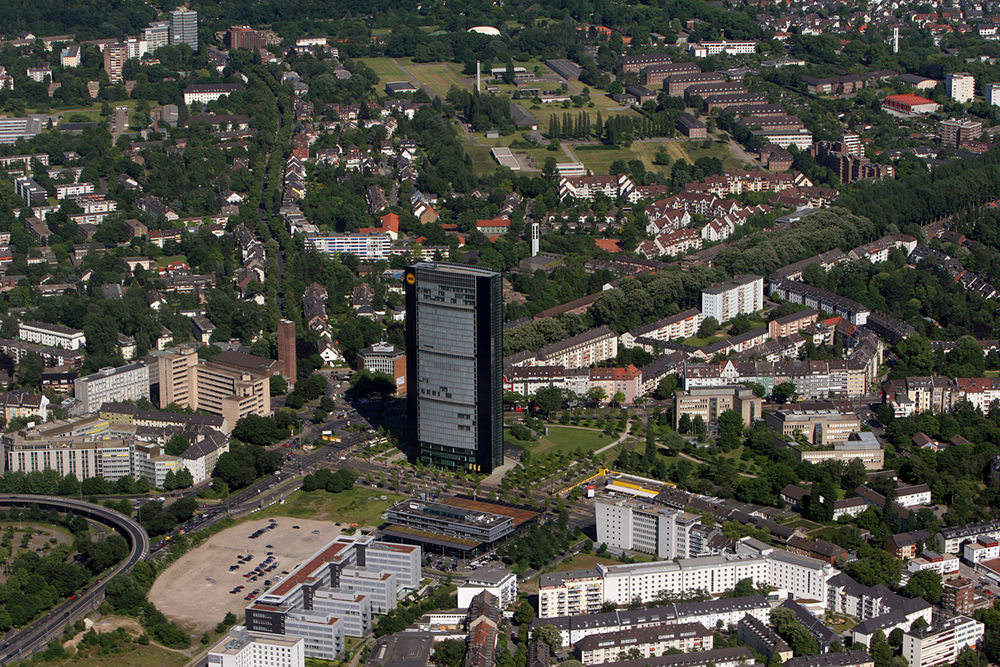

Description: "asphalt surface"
0 495 149 665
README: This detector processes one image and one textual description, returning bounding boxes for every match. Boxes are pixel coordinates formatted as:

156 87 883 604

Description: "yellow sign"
405 273 415 284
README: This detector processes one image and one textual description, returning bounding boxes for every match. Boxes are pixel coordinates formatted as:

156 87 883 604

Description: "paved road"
0 496 149 665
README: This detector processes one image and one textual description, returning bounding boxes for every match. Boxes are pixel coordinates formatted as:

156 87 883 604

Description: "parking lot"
149 517 346 633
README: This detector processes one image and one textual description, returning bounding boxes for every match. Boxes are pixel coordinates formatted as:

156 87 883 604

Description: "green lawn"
529 425 613 459
257 487 407 527
679 333 728 347
155 254 186 267
400 60 470 97
454 128 499 176
46 98 140 122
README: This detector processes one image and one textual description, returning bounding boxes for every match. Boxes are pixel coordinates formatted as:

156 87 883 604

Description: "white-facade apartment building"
903 616 984 667
74 363 149 413
946 73 976 103
597 499 702 559
306 233 391 261
208 626 305 667
963 536 1000 564
700 275 764 323
457 568 518 609
534 550 835 618
18 321 86 350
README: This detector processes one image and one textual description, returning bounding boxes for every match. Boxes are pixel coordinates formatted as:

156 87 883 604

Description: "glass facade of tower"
405 263 503 473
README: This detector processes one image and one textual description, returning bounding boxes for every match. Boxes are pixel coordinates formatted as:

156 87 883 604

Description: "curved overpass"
0 495 150 664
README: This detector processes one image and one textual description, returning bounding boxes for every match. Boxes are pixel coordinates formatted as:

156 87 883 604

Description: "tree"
533 386 564 416
513 603 535 626
165 434 190 456
732 578 756 597
434 639 467 667
771 382 797 403
532 625 563 652
842 458 867 491
270 375 288 395
903 569 942 604
692 415 707 435
587 386 607 405
870 630 893 667
612 391 626 407
678 413 692 434
697 317 719 338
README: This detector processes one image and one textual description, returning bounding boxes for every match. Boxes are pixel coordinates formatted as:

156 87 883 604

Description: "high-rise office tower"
169 9 199 52
277 319 297 382
405 263 503 474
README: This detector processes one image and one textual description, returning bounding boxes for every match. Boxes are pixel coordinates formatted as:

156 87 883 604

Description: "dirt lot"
149 518 346 633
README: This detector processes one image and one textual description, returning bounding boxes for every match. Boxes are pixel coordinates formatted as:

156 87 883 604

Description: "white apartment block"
74 364 149 413
907 553 959 576
689 41 758 56
55 182 94 199
535 326 618 368
539 568 604 619
597 499 702 559
946 73 975 103
895 484 932 507
208 626 305 667
558 174 638 202
939 520 1000 554
619 309 704 348
700 275 764 323
457 568 518 609
18 320 86 350
306 233 391 261
6 436 134 482
903 616 984 667
590 551 833 613
963 536 1000 564
987 83 1000 106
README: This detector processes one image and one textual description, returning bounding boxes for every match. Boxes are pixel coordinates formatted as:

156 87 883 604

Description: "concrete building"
457 568 518 609
538 568 605 618
940 118 982 147
532 597 771 646
673 385 762 430
737 615 793 661
18 321 86 350
597 499 702 559
575 623 713 665
963 536 1000 564
74 363 149 413
306 233 391 262
943 577 975 615
183 83 245 105
619 309 704 349
246 535 421 661
765 402 862 446
946 73 975 103
987 83 1000 106
143 21 171 51
700 275 764 323
103 43 127 83
535 327 618 368
169 8 198 51
60 45 80 67
158 346 270 424
357 343 406 397
903 616 984 667
406 263 503 474
207 626 305 667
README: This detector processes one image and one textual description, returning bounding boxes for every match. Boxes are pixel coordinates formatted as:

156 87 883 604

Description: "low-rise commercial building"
765 402 862 446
